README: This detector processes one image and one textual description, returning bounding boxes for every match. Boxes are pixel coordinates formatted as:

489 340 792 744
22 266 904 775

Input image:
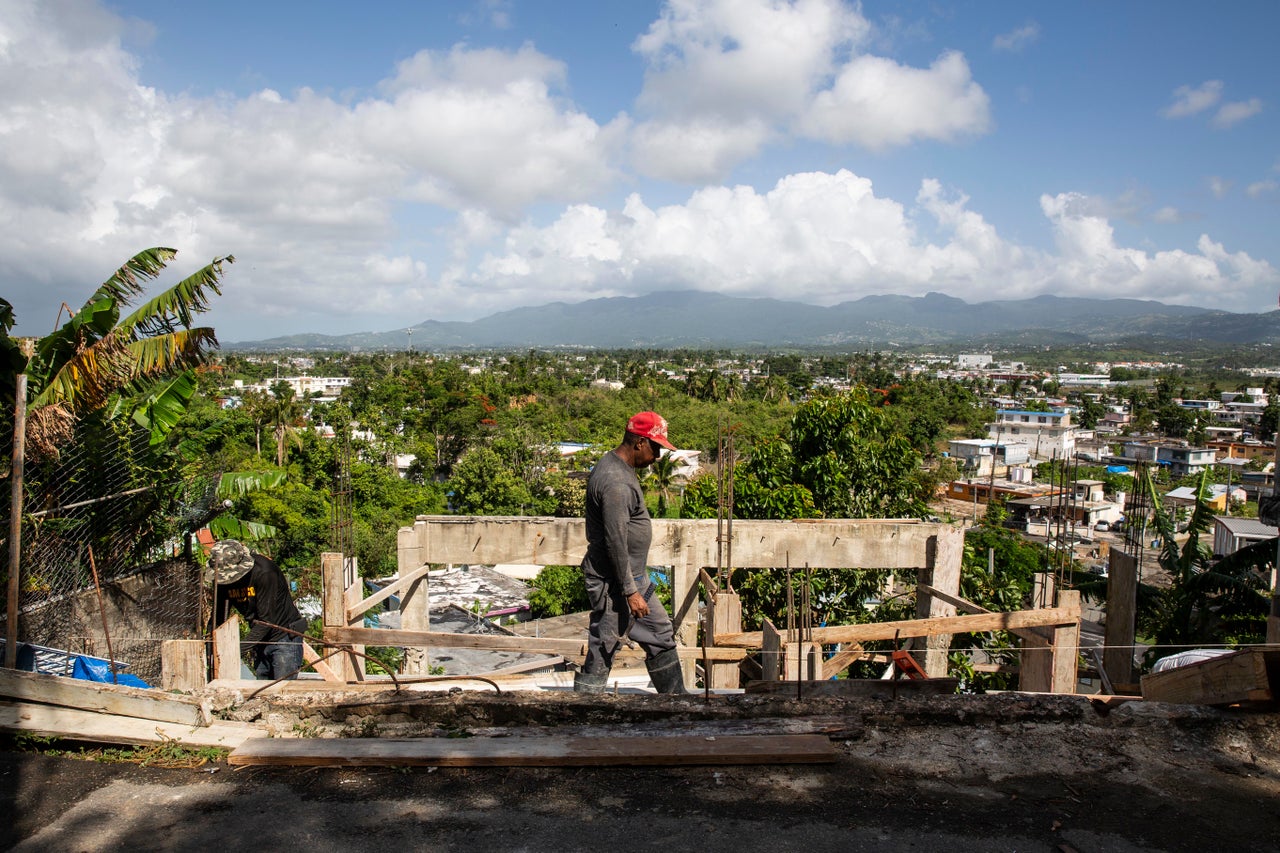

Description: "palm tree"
646 452 678 518
2 248 233 457
269 380 304 467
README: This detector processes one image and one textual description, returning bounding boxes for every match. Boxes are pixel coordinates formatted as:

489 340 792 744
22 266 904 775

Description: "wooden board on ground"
0 666 208 726
0 700 264 748
1140 649 1279 707
228 733 836 767
744 678 960 699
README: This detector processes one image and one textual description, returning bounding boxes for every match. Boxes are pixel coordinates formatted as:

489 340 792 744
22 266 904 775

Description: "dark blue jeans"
254 638 303 680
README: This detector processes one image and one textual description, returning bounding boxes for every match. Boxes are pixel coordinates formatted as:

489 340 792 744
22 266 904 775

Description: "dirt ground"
5 692 1280 852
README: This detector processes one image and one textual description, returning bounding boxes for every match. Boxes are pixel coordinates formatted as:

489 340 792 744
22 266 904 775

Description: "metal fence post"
5 339 33 669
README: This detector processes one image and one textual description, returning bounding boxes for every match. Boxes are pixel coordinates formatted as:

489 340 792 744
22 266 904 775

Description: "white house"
988 410 1076 460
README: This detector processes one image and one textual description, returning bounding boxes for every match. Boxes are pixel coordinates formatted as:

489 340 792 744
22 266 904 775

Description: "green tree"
528 564 590 617
447 446 538 515
269 381 305 467
1137 467 1270 666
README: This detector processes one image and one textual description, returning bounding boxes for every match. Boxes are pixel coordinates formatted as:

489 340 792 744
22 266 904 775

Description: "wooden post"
708 590 741 689
914 530 963 677
161 639 208 691
673 549 701 685
343 556 365 681
212 613 242 680
1020 574 1054 693
5 339 32 670
1051 590 1082 694
1020 590 1081 694
761 618 781 682
1103 549 1139 688
321 552 351 681
783 641 821 681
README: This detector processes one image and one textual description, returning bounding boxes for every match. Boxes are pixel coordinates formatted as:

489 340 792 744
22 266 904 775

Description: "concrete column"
400 563 432 676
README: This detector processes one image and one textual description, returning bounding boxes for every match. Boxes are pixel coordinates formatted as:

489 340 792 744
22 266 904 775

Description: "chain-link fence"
1 414 206 686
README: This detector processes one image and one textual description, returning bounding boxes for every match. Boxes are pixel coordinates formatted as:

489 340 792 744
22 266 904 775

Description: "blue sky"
2 0 1277 341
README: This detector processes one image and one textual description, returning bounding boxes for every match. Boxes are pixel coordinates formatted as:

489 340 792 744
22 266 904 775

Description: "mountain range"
226 291 1280 351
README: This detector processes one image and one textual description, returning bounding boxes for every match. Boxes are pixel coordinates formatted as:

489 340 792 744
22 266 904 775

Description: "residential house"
1158 445 1217 478
1004 493 1123 532
1212 516 1278 558
988 409 1076 460
1163 484 1246 513
947 439 1030 477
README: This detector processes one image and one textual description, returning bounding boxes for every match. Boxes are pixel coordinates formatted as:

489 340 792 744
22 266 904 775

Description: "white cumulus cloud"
629 0 990 180
1212 98 1263 129
993 23 1041 53
1161 81 1223 118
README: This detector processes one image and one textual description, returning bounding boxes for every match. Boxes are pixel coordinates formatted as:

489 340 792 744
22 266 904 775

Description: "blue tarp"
1106 465 1129 473
71 655 151 689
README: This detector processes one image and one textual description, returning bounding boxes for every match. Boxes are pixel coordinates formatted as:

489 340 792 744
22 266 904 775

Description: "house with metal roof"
1212 516 1278 557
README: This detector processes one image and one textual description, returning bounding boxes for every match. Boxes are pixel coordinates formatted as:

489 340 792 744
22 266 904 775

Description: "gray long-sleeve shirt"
582 450 651 596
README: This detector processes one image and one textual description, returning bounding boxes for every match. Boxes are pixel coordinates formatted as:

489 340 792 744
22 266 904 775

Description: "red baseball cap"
627 411 675 450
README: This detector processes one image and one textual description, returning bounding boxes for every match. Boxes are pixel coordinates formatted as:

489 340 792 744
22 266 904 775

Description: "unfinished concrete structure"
294 515 1081 694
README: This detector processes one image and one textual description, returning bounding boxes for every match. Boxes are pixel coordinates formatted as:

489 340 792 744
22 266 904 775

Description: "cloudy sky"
3 0 1278 342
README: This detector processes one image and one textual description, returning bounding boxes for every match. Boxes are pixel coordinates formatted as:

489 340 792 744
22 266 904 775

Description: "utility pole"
1269 430 1280 645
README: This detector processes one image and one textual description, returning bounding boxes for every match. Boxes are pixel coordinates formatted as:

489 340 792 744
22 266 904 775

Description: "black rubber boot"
645 648 689 694
573 669 609 694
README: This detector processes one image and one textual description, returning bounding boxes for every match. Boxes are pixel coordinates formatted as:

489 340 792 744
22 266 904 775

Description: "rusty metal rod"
86 546 119 684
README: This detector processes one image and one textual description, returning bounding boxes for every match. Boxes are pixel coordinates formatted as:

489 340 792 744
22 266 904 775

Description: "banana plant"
1138 466 1269 664
4 248 233 457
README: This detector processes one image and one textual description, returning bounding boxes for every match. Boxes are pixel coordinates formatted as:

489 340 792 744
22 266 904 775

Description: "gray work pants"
582 568 677 676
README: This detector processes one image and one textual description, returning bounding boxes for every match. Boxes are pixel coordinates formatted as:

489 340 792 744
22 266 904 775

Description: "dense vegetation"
8 262 1277 681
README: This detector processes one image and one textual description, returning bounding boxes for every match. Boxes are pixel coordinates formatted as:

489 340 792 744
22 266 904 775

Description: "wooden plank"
1103 549 1139 687
344 576 367 681
0 700 264 748
709 591 742 689
0 667 207 727
407 516 949 570
716 606 1079 648
761 618 781 682
783 641 821 681
161 639 207 692
302 641 344 683
1019 622 1053 693
698 568 719 602
228 733 836 767
1141 649 1277 706
321 552 346 629
821 645 865 680
347 564 432 621
1051 591 1082 694
322 552 351 680
212 612 242 681
918 583 1050 643
326 627 746 660
745 678 960 698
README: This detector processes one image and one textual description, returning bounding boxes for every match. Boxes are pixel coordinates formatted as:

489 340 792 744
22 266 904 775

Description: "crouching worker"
575 411 688 695
209 539 308 680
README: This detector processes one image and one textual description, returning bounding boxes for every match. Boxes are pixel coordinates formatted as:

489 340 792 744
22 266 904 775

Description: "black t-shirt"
211 554 303 650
